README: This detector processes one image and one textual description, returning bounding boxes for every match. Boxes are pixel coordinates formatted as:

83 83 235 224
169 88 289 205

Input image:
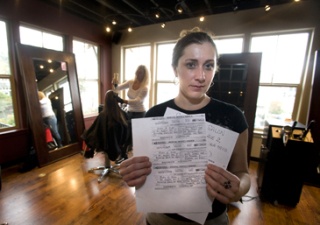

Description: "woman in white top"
38 91 63 148
112 65 149 119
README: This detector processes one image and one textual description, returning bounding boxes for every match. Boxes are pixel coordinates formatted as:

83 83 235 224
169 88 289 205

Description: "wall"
111 0 320 158
0 0 112 165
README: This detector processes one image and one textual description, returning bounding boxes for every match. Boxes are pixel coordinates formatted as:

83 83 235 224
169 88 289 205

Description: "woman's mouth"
190 85 205 91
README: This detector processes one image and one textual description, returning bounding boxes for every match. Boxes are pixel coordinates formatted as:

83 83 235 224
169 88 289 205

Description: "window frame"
249 28 313 131
72 37 100 118
121 44 152 109
0 19 19 131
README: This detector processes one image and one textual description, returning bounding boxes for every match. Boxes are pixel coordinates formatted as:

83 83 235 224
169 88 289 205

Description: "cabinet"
259 124 315 207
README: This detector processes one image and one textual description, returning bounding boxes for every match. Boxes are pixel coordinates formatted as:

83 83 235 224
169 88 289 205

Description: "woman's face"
174 42 217 101
136 67 145 82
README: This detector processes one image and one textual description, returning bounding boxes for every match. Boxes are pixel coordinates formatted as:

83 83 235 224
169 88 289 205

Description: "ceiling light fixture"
161 23 165 28
177 7 183 14
199 16 205 22
128 27 132 32
233 0 239 11
265 5 271 12
106 26 111 32
112 20 117 25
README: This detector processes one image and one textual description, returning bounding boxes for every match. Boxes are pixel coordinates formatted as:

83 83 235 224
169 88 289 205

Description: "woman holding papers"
119 27 251 225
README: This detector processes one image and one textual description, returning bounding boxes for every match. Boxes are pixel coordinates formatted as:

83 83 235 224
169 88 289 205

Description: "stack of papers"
131 108 239 224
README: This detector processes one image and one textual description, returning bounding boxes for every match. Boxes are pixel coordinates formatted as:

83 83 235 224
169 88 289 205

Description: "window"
20 26 63 51
214 37 243 54
73 39 99 116
155 42 178 104
250 31 311 129
122 45 151 108
0 20 16 130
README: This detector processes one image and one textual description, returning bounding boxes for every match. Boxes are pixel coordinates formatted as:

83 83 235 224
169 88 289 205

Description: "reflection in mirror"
33 59 77 151
16 43 84 167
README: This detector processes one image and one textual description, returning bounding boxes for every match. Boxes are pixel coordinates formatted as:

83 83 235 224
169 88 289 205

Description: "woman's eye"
204 63 214 70
186 62 196 69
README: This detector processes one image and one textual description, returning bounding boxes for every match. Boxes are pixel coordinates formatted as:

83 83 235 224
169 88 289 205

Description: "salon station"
0 0 320 224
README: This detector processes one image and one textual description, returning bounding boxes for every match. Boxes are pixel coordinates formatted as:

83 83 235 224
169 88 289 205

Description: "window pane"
157 43 175 81
250 33 309 84
215 38 243 54
0 78 15 128
123 45 151 109
124 46 151 81
20 26 63 51
73 41 98 79
1 21 16 129
43 32 63 51
79 80 99 115
0 21 11 74
273 33 309 84
254 86 297 129
57 79 73 112
20 26 43 47
73 40 99 116
156 82 179 104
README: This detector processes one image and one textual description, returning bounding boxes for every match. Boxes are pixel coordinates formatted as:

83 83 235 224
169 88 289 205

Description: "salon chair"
88 152 121 183
85 103 129 183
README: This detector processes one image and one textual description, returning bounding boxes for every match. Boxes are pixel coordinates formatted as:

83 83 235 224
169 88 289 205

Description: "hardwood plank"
1 153 319 225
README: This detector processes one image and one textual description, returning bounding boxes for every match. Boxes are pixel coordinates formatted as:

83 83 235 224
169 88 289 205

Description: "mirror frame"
16 43 85 167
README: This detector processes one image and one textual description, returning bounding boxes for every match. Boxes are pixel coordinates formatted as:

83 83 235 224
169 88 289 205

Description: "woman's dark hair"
102 90 128 127
172 27 219 69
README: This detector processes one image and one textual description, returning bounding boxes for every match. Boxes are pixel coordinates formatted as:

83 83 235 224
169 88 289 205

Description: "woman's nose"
195 69 205 82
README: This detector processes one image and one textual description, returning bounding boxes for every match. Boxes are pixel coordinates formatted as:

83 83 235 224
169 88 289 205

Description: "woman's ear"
172 66 178 77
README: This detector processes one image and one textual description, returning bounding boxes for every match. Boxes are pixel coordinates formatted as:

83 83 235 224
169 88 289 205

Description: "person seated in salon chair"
82 90 131 163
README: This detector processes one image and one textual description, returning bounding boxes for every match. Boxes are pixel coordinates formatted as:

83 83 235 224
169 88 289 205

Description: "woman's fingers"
205 164 239 204
119 156 152 187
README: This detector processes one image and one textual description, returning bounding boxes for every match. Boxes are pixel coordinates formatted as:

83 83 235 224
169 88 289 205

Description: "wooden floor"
1 153 320 225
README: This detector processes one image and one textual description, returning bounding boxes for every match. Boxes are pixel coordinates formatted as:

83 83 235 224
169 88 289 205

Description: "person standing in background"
38 91 63 148
112 65 149 120
112 65 149 163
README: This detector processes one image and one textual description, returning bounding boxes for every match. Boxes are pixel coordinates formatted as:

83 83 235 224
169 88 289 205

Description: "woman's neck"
132 79 141 90
174 94 210 111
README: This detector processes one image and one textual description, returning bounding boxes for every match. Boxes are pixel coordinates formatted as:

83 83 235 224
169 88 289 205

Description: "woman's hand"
119 156 152 188
205 164 240 204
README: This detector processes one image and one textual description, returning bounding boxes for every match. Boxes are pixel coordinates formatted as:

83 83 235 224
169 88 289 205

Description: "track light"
265 5 271 12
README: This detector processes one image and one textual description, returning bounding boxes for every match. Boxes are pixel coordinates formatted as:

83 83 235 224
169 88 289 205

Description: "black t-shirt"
145 98 248 220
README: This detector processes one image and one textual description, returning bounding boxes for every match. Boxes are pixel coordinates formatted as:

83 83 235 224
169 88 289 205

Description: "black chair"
88 153 120 183
83 103 130 183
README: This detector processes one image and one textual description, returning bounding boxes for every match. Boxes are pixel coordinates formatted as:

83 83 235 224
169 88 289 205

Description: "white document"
132 114 212 213
164 108 239 224
165 107 239 169
132 108 239 224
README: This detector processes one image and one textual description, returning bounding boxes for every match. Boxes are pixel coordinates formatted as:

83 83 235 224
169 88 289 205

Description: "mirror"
16 43 85 167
